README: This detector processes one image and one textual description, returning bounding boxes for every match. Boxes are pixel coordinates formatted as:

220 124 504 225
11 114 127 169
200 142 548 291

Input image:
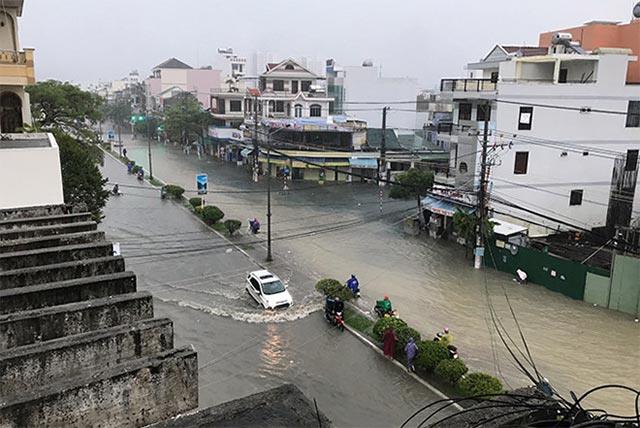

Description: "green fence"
609 255 640 316
485 243 588 300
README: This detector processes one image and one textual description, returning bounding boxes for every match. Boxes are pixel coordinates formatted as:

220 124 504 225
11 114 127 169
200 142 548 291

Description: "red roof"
266 62 280 71
247 88 261 97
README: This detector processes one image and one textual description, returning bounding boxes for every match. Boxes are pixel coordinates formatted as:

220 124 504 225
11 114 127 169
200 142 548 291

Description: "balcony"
440 78 497 93
0 48 35 86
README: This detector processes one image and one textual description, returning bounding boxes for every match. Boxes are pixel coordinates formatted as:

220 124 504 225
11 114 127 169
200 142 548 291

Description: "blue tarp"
421 196 474 217
349 158 378 169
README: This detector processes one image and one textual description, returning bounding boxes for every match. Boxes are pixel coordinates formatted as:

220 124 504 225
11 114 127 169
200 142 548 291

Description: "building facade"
438 41 640 236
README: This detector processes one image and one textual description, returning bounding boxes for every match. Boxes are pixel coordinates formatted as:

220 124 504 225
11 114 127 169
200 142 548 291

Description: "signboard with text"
196 174 208 195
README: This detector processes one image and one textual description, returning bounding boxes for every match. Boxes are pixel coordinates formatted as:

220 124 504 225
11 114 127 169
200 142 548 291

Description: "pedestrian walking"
123 148 128 158
404 337 419 372
383 327 397 359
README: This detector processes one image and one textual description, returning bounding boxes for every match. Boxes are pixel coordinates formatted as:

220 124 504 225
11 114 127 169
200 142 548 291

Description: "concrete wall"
0 133 64 209
187 68 221 107
0 318 173 397
0 242 114 271
0 348 198 427
0 292 153 350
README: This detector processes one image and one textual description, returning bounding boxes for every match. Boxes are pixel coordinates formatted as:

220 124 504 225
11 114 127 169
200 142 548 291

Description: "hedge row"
370 315 502 397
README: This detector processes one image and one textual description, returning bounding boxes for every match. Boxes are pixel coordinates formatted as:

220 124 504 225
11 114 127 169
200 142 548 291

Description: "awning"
421 196 474 217
349 157 378 169
240 148 252 157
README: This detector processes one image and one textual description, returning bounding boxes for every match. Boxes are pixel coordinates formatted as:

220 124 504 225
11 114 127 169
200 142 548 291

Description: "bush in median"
458 372 503 397
224 219 242 236
435 358 468 385
201 205 224 225
315 278 353 301
414 340 450 372
164 184 185 200
372 317 407 342
189 197 202 209
395 325 422 356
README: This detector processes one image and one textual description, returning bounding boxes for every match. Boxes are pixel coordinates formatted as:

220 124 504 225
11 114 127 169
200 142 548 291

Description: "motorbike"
373 303 398 319
324 308 345 332
433 333 459 359
346 280 361 298
136 171 144 181
111 185 121 196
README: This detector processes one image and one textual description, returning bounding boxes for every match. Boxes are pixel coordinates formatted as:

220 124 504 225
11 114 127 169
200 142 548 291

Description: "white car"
246 270 293 309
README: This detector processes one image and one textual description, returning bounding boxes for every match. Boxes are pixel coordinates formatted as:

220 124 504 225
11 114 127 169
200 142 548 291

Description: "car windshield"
262 280 286 295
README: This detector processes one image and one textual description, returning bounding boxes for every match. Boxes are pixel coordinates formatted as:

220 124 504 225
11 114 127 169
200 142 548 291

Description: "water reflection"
259 324 294 379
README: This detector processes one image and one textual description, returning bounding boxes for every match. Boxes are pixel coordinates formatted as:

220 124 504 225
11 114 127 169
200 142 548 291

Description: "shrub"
189 197 203 209
435 359 468 385
194 206 204 216
131 164 142 174
395 325 422 356
315 278 353 301
164 184 185 199
414 340 450 372
224 219 242 235
372 317 407 342
458 372 503 397
201 205 224 225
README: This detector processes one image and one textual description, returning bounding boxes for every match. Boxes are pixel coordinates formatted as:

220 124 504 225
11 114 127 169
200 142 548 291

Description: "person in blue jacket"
346 274 360 296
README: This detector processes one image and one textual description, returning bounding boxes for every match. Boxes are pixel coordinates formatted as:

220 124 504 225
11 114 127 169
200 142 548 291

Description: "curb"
343 323 463 412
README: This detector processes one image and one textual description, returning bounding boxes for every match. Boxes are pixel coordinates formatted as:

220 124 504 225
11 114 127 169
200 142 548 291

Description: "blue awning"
349 157 378 169
421 196 475 217
240 148 252 157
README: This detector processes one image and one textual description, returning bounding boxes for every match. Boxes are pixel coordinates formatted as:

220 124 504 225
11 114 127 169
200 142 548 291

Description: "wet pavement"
114 135 640 415
100 153 453 427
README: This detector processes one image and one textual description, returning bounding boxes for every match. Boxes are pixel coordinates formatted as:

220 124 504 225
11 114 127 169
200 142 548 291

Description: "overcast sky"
20 0 636 88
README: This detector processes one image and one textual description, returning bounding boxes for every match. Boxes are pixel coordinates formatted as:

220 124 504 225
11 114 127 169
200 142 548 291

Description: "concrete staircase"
0 205 198 427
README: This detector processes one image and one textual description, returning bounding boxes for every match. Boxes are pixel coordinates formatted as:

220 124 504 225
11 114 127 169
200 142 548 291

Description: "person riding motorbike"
324 296 336 322
435 327 453 347
137 168 144 181
112 184 120 196
346 274 360 297
374 295 393 317
249 218 260 234
334 296 344 314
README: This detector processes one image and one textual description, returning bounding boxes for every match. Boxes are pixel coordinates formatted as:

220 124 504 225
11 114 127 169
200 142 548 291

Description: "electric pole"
253 95 259 183
475 101 490 270
266 129 273 262
147 114 153 180
379 106 388 185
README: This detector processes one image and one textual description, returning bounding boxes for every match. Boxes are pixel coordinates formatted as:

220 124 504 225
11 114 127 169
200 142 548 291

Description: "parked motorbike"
111 185 120 196
433 333 459 359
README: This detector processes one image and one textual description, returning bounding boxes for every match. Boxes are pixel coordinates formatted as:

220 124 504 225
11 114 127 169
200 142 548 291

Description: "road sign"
107 130 115 140
196 173 208 195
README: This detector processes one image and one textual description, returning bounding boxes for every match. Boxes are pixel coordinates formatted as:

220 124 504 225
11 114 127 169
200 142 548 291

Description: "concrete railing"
0 50 27 64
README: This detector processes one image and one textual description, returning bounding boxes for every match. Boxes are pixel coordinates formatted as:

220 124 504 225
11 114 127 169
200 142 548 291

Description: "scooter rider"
324 296 336 321
346 274 360 296
375 295 393 315
334 296 344 314
112 183 120 195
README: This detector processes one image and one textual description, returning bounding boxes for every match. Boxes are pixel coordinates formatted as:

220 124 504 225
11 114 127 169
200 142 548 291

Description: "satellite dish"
634 2 640 18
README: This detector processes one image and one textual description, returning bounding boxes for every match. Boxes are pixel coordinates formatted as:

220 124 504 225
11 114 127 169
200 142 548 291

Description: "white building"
326 59 421 132
210 59 332 127
438 41 640 236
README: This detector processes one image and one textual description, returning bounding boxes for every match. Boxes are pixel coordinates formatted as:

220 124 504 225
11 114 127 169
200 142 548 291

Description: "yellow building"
0 0 34 132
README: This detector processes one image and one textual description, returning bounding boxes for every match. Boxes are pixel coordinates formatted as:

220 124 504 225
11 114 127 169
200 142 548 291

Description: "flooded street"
117 136 640 415
100 153 453 427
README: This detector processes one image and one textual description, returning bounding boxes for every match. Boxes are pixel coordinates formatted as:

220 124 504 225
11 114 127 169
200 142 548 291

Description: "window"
625 101 640 128
229 100 242 112
518 106 533 130
294 104 303 118
514 151 529 175
249 277 260 292
569 190 583 206
286 103 291 116
291 80 298 93
459 162 468 173
301 81 312 92
275 101 284 113
285 64 295 70
273 80 284 91
490 71 499 83
310 104 322 117
625 149 639 171
458 103 472 121
268 100 275 114
559 68 568 84
476 104 491 122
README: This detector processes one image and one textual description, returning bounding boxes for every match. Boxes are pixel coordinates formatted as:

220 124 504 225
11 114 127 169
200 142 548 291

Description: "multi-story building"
325 59 421 132
0 0 33 133
437 38 640 236
0 0 63 209
145 58 221 110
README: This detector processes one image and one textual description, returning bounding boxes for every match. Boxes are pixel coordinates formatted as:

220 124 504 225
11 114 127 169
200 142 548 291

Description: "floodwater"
116 137 639 415
100 154 453 427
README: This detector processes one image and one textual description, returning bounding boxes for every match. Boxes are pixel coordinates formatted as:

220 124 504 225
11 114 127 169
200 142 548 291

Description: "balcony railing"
440 78 496 93
0 50 26 65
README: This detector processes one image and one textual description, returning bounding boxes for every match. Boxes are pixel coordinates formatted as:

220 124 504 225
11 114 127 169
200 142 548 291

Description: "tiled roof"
154 58 193 70
501 46 548 57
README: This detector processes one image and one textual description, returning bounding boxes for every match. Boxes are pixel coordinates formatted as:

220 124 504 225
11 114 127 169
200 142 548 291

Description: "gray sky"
21 0 636 88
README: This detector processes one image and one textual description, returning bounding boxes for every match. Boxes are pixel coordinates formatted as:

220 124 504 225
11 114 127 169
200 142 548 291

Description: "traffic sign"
107 130 115 140
196 173 208 195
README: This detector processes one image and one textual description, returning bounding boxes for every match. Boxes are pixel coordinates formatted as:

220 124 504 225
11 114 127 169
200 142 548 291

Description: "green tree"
453 210 494 258
389 168 434 214
56 132 110 222
26 80 103 139
163 92 213 145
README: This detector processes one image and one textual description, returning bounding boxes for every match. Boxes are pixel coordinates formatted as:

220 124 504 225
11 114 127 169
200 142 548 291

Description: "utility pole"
147 114 153 180
253 95 259 183
475 101 490 270
379 106 388 185
266 129 273 262
117 124 122 157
